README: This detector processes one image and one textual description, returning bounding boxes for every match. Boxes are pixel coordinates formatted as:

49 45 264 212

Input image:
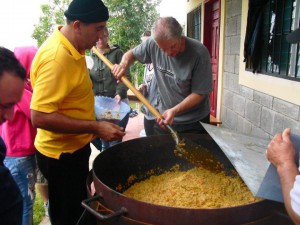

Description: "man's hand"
111 50 135 80
95 121 125 141
266 129 300 224
111 64 127 81
156 108 177 130
266 128 295 168
31 110 125 141
137 84 146 92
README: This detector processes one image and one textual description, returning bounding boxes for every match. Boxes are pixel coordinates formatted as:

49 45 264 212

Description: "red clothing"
0 46 37 156
14 46 37 79
1 88 36 156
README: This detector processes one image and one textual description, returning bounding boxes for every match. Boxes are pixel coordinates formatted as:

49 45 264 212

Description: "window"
248 0 300 81
187 6 201 41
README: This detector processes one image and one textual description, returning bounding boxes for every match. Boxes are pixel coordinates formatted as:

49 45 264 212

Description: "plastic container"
94 96 131 122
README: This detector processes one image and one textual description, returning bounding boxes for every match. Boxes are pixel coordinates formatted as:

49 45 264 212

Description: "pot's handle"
84 170 128 221
81 195 128 221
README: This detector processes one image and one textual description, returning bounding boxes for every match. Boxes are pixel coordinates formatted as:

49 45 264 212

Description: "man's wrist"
119 62 127 68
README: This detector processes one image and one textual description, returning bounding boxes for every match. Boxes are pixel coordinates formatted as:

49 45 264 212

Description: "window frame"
239 0 300 105
187 5 202 41
245 0 300 81
288 0 300 78
246 0 300 82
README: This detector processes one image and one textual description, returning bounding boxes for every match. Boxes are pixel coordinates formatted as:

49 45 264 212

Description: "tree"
104 0 160 51
32 0 71 47
32 0 160 85
104 0 161 86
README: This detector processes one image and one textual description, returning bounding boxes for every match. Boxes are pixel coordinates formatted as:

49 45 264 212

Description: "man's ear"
73 20 82 32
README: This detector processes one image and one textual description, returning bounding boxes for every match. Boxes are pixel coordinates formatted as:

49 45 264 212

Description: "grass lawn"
33 191 45 225
129 100 141 112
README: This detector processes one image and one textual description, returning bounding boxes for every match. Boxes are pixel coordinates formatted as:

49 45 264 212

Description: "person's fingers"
282 128 291 142
266 142 272 155
272 133 283 142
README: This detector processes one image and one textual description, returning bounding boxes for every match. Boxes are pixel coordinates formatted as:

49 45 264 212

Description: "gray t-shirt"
133 37 212 124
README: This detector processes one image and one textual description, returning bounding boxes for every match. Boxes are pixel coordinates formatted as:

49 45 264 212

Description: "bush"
33 191 45 225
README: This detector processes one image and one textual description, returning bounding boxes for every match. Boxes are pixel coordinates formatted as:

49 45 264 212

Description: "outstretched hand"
266 128 295 168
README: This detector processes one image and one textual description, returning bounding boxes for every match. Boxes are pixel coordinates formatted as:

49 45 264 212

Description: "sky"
0 0 186 51
0 0 47 50
158 0 186 24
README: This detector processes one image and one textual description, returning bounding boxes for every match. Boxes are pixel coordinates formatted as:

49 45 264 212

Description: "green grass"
33 191 45 225
129 101 141 112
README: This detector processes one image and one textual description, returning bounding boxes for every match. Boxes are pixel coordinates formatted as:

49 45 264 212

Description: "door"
204 0 220 117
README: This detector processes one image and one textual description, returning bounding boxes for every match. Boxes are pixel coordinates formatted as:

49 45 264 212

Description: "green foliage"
104 0 160 51
32 0 160 85
32 0 71 47
129 100 142 112
104 0 161 85
131 61 145 86
33 191 45 225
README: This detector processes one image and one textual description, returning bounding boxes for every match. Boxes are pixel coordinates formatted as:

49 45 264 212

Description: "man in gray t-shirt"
112 17 212 134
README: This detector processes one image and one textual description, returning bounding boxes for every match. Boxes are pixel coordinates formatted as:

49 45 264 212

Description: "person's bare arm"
31 110 125 141
158 93 206 126
266 128 300 224
111 50 136 80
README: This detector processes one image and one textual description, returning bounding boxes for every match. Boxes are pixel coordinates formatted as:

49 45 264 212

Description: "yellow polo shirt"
30 26 95 159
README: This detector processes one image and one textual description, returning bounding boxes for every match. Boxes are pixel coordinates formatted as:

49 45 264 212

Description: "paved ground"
38 111 144 225
39 216 51 225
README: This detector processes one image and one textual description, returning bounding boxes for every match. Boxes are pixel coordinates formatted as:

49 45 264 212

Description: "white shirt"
291 175 300 216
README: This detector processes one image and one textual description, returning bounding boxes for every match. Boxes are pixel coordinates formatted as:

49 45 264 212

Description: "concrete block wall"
221 0 300 139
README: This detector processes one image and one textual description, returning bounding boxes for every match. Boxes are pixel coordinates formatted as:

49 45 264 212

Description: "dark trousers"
36 144 91 225
154 114 210 135
0 201 23 225
144 118 156 136
0 137 23 225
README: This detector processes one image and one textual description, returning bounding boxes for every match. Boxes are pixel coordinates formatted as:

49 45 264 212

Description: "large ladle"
92 47 220 170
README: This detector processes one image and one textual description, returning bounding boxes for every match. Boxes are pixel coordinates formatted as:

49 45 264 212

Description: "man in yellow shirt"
30 0 125 224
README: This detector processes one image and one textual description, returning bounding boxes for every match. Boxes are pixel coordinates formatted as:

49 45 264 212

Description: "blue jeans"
4 155 36 225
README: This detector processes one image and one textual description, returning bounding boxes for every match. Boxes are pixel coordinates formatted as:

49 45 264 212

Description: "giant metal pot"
85 134 288 225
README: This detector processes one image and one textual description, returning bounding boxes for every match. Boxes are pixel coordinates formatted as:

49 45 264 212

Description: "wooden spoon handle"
92 46 163 119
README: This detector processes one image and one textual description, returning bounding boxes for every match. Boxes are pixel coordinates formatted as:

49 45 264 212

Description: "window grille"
247 0 300 81
187 6 201 41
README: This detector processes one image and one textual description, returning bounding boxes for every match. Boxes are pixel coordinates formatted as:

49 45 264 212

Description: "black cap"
64 0 109 23
286 28 300 44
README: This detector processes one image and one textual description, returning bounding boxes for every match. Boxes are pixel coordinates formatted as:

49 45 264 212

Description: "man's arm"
158 93 206 126
115 49 131 100
31 110 125 141
266 128 300 224
111 50 136 80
